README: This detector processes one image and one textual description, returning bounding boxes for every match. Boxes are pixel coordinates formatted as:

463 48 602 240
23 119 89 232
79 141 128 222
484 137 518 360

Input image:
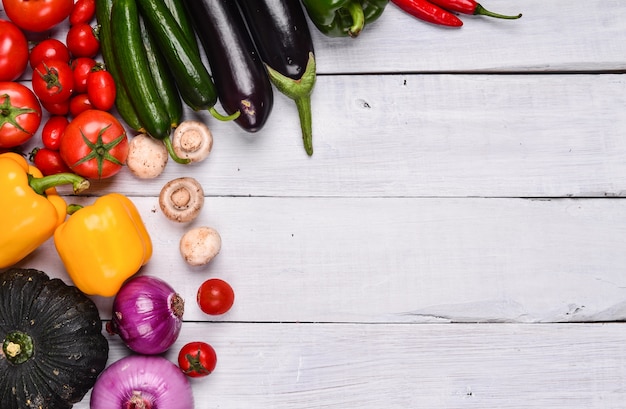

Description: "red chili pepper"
391 0 463 27
428 0 521 19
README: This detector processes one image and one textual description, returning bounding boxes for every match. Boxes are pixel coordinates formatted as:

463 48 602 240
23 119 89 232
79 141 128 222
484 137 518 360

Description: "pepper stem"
28 172 90 195
474 4 522 19
264 52 317 156
346 1 366 37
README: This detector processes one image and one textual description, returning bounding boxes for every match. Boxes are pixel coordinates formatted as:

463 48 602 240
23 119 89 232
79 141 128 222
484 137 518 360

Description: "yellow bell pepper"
0 152 90 269
53 193 153 297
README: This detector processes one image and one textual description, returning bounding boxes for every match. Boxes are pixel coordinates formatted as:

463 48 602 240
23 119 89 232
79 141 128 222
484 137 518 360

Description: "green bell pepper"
301 0 389 38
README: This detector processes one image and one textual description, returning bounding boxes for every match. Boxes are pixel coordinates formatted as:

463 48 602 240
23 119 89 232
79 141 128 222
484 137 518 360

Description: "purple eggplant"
238 0 317 155
183 0 273 132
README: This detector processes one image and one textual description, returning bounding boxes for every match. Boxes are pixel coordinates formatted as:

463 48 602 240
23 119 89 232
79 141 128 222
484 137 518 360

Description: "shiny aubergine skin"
183 0 273 132
237 0 314 80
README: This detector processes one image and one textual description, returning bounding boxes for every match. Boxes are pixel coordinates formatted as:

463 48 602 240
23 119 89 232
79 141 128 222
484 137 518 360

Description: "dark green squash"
0 268 109 409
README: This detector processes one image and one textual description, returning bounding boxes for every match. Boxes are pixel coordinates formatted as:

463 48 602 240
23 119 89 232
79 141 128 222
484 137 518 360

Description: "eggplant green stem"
265 52 317 156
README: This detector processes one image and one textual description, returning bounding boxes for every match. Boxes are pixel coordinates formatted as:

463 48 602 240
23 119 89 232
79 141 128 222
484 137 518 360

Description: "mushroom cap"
172 121 213 163
126 134 168 179
159 177 205 223
179 226 222 266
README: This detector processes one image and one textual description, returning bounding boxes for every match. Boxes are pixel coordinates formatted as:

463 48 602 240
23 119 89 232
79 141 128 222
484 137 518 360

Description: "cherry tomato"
177 341 217 378
66 23 100 58
69 0 96 26
0 82 42 148
197 278 235 315
71 57 97 94
87 69 116 111
2 0 74 32
59 109 128 179
29 38 71 70
32 59 74 104
69 93 93 117
41 115 69 150
41 98 70 116
0 19 29 81
31 147 72 175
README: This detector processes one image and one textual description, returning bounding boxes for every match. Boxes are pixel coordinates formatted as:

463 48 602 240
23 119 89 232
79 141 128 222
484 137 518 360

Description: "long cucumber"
95 0 143 132
135 0 237 120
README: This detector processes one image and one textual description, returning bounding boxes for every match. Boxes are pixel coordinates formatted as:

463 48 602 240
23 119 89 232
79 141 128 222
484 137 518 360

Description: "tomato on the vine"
32 59 74 104
29 38 71 69
2 0 74 32
66 23 100 58
59 109 128 179
197 278 235 315
41 115 69 150
71 57 97 94
69 0 96 26
87 68 116 111
0 82 42 148
0 19 29 81
30 147 72 175
177 342 217 378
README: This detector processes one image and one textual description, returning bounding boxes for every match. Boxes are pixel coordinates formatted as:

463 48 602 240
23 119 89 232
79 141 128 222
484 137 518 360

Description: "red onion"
90 355 194 409
107 275 184 354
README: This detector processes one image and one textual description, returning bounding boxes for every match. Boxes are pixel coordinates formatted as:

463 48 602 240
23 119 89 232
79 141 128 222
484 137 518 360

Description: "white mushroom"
179 226 222 266
171 120 213 163
159 177 205 222
126 133 168 178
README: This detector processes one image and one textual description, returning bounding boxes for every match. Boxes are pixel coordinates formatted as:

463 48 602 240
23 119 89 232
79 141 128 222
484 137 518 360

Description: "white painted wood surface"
2 1 626 407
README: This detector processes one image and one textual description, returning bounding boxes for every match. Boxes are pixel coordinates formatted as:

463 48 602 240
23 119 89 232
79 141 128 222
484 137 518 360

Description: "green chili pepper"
301 0 389 38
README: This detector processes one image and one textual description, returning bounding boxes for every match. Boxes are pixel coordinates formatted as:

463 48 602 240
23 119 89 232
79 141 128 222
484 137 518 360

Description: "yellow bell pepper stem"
0 153 90 269
54 193 153 297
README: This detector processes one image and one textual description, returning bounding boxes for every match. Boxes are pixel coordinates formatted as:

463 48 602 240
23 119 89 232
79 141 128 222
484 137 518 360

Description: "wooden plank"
13 196 626 323
74 322 626 408
48 73 625 198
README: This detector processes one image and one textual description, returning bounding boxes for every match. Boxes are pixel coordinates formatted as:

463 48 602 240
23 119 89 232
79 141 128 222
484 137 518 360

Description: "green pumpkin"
0 268 109 408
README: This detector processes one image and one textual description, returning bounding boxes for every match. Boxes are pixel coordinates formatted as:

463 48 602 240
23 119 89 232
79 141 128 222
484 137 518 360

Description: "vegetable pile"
0 0 522 406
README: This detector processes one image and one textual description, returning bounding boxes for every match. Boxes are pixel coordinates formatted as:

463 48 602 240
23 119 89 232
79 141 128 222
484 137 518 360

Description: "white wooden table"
5 1 626 407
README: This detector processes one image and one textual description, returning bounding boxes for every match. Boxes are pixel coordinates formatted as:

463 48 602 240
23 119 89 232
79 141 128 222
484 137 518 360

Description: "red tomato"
71 57 97 94
177 341 217 378
0 19 29 81
197 278 235 316
69 0 96 26
31 147 72 175
0 82 42 148
32 59 74 104
29 38 71 69
69 93 93 117
66 23 99 58
59 109 128 179
41 115 69 150
2 0 74 32
87 69 116 111
41 98 70 116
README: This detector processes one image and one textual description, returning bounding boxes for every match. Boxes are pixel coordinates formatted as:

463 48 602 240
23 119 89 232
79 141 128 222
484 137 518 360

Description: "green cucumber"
139 16 183 128
135 0 236 120
95 0 143 132
162 0 200 56
110 0 171 140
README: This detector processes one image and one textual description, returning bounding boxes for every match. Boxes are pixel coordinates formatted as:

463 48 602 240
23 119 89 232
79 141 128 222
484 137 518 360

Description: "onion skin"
107 275 184 355
90 355 194 409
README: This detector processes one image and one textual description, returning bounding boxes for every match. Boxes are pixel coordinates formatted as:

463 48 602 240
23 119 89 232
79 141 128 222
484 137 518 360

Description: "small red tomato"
41 99 70 116
177 342 217 378
66 23 100 58
31 147 72 175
60 109 128 179
0 82 42 148
197 278 235 315
87 69 116 111
69 0 96 25
32 59 74 105
71 57 97 94
41 116 69 150
0 19 29 81
69 93 93 117
29 38 71 70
